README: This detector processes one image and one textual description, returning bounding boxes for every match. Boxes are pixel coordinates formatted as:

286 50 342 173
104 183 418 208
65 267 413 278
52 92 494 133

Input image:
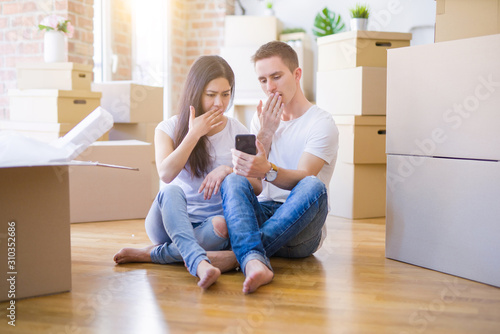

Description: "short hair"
251 41 299 74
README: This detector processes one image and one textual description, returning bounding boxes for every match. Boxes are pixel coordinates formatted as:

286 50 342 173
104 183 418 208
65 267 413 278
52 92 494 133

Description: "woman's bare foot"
242 259 273 294
196 260 221 289
113 245 156 264
206 251 238 273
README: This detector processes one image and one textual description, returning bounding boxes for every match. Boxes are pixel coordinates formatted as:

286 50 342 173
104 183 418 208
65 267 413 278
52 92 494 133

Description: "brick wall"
169 0 234 114
0 0 94 120
0 0 234 120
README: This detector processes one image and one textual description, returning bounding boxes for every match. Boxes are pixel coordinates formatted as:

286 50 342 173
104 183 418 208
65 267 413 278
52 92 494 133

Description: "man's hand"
257 93 284 150
232 139 270 179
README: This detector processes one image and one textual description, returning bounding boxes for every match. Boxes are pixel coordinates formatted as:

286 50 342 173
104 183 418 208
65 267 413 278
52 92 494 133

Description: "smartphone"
235 134 257 155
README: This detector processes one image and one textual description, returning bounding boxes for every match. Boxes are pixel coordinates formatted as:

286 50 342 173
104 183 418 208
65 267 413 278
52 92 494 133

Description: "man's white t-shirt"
250 105 339 204
251 105 339 250
156 115 249 224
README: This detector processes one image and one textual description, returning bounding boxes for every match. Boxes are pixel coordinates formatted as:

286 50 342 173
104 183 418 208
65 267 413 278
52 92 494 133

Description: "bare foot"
113 245 156 264
207 250 238 273
242 259 273 294
197 260 221 289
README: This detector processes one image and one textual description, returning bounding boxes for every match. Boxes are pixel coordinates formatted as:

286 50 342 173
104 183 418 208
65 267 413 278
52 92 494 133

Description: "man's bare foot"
242 259 273 294
113 245 156 264
207 250 238 273
197 260 221 289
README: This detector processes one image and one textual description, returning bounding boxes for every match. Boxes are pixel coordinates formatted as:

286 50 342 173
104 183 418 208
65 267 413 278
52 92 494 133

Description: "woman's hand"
188 105 224 139
198 165 232 200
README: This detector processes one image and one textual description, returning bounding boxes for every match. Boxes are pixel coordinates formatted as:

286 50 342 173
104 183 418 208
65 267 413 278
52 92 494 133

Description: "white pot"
44 30 67 63
264 8 275 16
350 18 368 31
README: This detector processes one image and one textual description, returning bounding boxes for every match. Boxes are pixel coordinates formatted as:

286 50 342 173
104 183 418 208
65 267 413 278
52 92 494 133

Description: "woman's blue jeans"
220 174 328 275
145 184 230 277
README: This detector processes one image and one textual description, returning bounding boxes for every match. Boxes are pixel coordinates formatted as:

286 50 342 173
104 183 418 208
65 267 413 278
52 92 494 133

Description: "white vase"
44 30 67 63
350 18 368 31
264 8 275 16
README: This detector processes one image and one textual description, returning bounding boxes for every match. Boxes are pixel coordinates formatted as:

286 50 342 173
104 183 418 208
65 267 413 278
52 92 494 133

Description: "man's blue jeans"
145 184 230 277
220 174 328 275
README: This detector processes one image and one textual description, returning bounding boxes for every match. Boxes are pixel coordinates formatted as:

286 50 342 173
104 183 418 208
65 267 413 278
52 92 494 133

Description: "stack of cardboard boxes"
315 30 411 219
0 63 162 224
92 81 163 204
385 0 500 287
1 63 103 140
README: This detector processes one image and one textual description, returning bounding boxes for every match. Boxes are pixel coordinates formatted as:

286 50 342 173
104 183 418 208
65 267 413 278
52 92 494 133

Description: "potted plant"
38 15 74 63
312 7 345 37
264 0 274 16
349 3 370 31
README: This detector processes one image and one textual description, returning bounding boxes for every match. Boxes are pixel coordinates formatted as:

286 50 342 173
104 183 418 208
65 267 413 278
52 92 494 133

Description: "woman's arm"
156 106 224 184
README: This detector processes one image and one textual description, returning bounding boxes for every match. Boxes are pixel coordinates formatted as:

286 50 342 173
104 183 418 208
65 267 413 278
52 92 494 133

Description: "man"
220 41 339 294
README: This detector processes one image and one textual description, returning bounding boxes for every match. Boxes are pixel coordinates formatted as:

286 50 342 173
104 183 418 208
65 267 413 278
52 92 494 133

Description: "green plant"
312 7 345 37
38 14 74 37
266 1 273 9
349 3 370 19
281 27 306 34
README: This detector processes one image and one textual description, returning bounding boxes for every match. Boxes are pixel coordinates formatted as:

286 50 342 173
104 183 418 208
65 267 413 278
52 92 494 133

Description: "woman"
114 55 261 289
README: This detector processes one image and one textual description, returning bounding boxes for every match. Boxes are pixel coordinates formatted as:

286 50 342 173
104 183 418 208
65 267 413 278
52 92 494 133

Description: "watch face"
265 170 277 182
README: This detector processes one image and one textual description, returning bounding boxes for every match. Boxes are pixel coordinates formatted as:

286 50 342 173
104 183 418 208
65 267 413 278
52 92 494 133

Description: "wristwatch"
264 162 278 182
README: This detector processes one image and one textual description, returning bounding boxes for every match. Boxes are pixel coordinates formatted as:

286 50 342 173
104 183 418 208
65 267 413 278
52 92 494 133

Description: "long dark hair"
173 55 235 178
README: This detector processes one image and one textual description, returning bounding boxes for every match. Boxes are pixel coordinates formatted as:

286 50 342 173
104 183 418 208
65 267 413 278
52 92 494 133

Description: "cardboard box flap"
0 160 138 170
0 120 73 132
333 115 386 126
8 89 102 98
16 62 93 72
317 30 412 45
0 107 113 167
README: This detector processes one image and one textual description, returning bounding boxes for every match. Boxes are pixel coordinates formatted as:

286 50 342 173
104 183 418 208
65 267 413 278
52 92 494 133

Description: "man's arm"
232 140 325 191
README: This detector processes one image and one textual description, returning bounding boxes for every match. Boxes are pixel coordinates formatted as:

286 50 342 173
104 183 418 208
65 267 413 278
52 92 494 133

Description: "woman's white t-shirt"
156 115 249 224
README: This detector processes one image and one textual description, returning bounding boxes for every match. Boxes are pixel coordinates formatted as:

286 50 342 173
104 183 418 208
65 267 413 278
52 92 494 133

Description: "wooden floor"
2 215 500 334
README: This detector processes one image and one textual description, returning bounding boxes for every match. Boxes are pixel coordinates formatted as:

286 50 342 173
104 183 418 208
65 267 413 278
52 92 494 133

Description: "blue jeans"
220 174 328 275
145 184 230 276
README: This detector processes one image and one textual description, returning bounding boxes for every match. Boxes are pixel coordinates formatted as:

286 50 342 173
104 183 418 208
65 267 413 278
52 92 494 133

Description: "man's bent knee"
221 173 252 193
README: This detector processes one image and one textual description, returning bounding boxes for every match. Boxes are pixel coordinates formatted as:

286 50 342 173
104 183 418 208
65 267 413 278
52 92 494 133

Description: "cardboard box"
386 155 500 287
109 122 157 157
435 0 500 42
386 34 500 161
91 82 163 123
69 140 153 223
109 122 157 144
317 30 412 71
16 62 93 90
0 120 109 142
334 116 386 164
109 123 159 199
0 165 72 301
8 89 102 123
224 16 281 47
329 161 386 219
220 46 267 100
317 67 387 115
